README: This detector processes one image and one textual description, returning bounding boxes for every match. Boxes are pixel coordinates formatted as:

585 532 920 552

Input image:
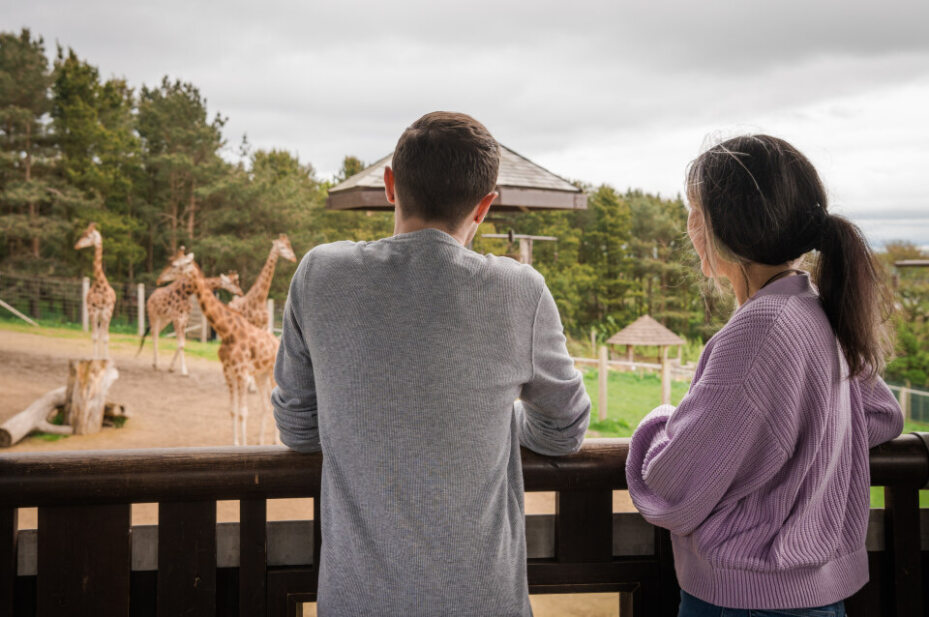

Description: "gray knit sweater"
271 228 591 616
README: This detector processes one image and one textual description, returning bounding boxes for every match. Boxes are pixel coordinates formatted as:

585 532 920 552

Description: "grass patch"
0 318 222 362
583 369 690 438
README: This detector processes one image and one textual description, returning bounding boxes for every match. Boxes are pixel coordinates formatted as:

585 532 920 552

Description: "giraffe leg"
168 321 182 373
91 313 99 359
178 326 188 376
102 316 110 360
152 319 161 370
256 374 270 445
237 375 249 447
230 383 240 446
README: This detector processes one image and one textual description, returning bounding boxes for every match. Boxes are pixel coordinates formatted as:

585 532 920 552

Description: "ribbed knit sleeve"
858 377 904 447
626 382 788 536
516 284 591 456
271 256 321 453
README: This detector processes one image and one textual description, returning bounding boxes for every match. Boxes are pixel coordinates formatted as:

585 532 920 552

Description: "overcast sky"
8 0 929 248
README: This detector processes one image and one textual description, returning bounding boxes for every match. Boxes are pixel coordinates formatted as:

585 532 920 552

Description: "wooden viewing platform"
1 435 927 616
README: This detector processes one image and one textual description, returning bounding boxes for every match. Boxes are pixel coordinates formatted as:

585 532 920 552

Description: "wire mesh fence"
888 383 929 424
0 272 285 336
0 272 144 331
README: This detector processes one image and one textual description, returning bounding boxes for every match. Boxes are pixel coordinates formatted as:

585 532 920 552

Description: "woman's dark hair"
686 134 893 379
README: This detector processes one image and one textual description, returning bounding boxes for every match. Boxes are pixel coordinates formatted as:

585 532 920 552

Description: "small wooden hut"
607 315 685 405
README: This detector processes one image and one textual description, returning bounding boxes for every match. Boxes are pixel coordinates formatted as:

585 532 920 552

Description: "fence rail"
1 435 927 617
888 384 929 424
0 272 285 336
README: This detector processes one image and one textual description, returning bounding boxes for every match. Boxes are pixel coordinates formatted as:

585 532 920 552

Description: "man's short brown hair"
391 112 500 226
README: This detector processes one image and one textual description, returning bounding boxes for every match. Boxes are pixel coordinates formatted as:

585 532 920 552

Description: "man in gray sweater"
272 111 591 616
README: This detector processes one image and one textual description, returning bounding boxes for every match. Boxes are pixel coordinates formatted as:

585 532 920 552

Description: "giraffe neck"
92 241 108 286
246 248 279 302
190 269 237 339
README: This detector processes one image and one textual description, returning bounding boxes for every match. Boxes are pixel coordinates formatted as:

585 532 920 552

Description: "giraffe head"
74 222 102 250
205 271 244 295
157 252 197 285
218 272 244 295
274 234 297 262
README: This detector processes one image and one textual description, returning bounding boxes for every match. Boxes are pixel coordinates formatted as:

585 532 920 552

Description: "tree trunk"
65 359 119 435
0 387 69 447
187 180 196 239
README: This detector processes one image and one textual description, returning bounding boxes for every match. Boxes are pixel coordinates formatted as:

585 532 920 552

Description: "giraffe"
229 234 297 330
75 223 117 359
138 254 243 376
158 252 279 446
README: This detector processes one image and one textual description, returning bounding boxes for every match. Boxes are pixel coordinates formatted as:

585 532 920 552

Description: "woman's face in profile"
687 204 713 278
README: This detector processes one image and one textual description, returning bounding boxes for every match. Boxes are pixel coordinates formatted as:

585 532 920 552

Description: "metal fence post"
137 284 145 337
267 299 274 334
81 277 90 332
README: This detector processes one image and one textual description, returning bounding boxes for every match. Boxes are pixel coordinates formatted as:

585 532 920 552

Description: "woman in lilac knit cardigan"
626 135 904 617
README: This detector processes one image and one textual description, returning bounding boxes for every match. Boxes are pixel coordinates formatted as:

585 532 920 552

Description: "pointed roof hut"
606 315 685 347
326 145 587 212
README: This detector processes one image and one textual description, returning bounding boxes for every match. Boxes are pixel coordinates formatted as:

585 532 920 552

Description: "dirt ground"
1 327 628 615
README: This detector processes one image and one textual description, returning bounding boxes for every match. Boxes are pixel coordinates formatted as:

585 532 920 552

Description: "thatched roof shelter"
326 145 587 212
607 315 685 347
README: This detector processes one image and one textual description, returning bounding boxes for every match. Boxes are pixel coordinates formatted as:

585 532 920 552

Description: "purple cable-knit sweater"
626 273 904 609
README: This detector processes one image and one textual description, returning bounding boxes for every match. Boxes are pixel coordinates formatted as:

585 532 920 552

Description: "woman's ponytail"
688 135 895 381
813 213 893 380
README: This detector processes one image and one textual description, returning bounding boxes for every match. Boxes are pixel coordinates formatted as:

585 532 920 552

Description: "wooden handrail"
1 435 925 508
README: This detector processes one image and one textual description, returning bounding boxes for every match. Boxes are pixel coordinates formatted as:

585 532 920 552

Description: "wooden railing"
1 435 927 617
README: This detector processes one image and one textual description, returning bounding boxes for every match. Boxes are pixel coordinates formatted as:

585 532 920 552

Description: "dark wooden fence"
1 435 927 617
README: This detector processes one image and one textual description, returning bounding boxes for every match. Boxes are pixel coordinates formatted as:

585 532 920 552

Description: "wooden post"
519 238 531 264
661 346 671 405
900 381 911 421
81 277 90 332
598 345 608 421
137 283 145 337
64 359 119 435
626 345 634 362
267 299 274 333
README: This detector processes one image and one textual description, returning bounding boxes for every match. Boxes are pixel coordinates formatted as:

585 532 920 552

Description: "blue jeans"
679 591 846 617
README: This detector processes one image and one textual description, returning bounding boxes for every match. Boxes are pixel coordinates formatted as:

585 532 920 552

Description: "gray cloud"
7 0 929 247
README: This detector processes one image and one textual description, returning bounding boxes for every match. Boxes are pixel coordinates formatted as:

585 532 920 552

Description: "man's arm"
271 262 321 453
516 284 591 456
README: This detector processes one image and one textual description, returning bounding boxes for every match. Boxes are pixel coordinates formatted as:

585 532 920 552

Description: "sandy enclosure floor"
1 327 631 615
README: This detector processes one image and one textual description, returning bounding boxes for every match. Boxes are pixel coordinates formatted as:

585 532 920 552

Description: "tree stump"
64 359 119 435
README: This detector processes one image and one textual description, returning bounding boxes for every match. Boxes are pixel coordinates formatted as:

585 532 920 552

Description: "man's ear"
384 166 396 204
473 191 498 225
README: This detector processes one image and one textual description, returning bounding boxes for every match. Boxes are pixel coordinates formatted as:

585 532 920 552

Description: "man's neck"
393 215 474 247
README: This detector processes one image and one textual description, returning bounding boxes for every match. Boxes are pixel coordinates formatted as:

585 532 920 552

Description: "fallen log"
0 386 68 447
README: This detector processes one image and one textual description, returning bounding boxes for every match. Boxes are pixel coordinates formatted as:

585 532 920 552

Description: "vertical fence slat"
0 508 16 617
158 501 216 617
555 490 612 563
655 527 680 616
37 504 130 617
240 499 267 617
884 485 924 617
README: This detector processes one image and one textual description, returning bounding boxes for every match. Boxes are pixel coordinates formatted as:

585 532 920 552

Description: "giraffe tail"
136 324 151 357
